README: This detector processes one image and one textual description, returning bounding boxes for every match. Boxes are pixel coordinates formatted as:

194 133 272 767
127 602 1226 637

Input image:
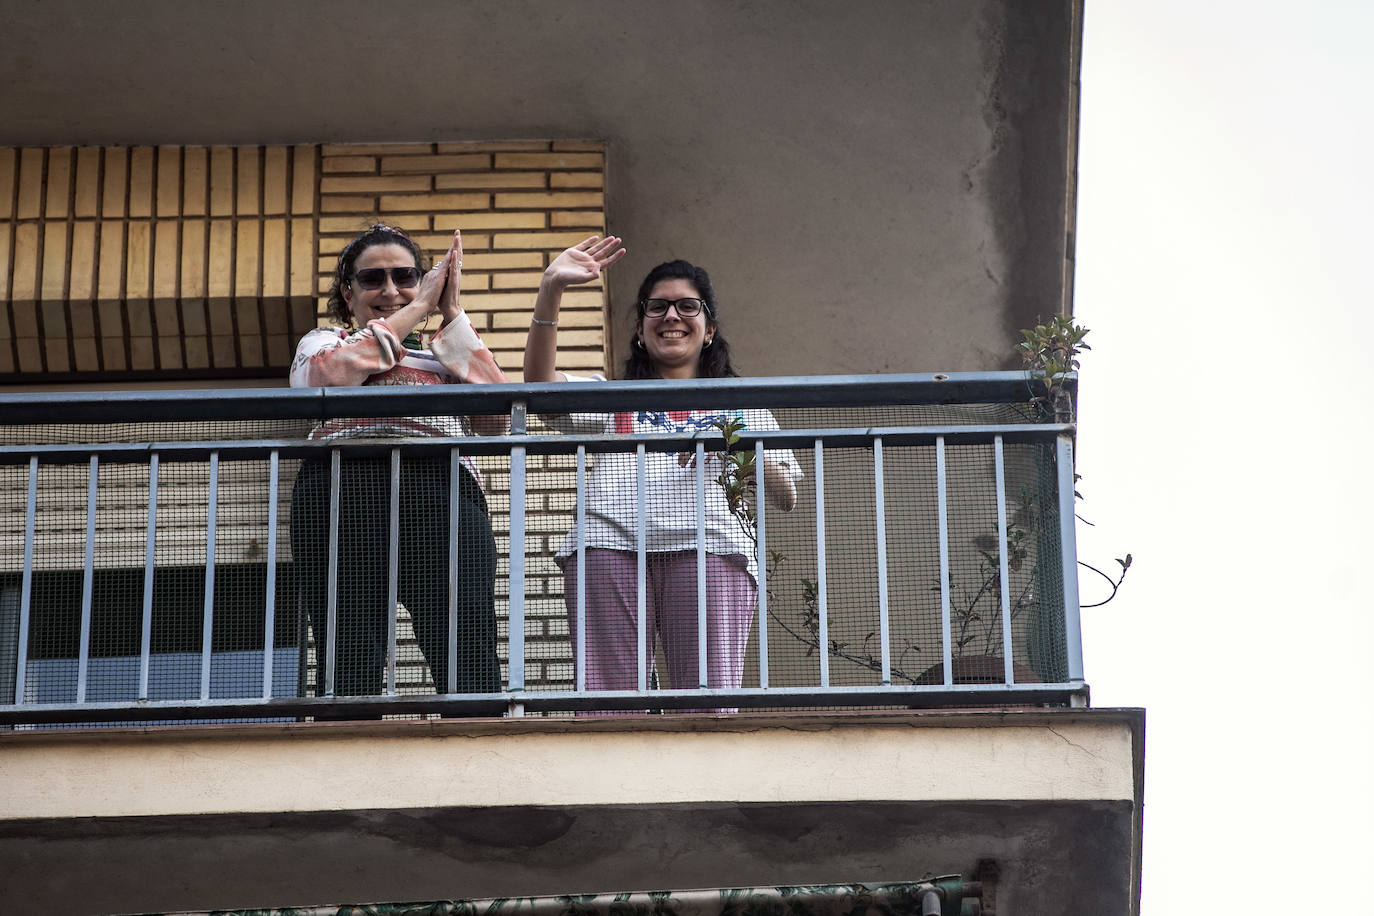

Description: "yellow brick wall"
1 141 610 381
0 145 318 375
313 141 608 379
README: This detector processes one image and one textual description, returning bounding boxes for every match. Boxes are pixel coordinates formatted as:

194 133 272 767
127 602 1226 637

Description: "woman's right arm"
524 235 625 383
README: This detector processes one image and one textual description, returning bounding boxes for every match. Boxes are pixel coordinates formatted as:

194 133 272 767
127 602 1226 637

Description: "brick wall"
0 145 318 376
1 140 610 381
1 140 610 697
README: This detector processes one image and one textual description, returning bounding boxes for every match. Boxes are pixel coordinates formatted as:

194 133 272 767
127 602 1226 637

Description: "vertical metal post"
386 447 401 696
695 440 708 688
873 438 891 685
936 437 953 686
447 447 461 695
507 400 528 715
1057 433 1085 683
262 450 279 698
15 457 38 705
814 440 829 688
994 436 1014 683
138 454 159 701
636 443 648 693
755 440 768 689
575 445 587 693
200 452 218 700
325 449 341 697
77 457 97 703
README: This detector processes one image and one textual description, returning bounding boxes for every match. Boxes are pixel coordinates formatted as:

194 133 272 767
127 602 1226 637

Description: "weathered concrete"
0 709 1142 915
0 800 1135 915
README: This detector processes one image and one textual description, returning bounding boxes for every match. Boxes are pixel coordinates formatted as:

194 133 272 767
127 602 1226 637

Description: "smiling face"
342 243 419 326
636 277 716 379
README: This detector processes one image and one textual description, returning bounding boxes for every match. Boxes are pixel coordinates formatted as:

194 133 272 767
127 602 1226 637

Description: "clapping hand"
434 229 464 323
544 235 626 290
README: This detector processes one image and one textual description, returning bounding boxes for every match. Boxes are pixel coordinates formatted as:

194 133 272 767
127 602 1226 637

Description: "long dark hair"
622 260 739 379
324 224 429 326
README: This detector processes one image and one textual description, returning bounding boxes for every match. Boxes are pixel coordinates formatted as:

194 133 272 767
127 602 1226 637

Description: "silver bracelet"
530 317 557 327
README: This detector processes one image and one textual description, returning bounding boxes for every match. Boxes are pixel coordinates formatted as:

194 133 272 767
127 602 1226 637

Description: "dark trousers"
290 454 499 698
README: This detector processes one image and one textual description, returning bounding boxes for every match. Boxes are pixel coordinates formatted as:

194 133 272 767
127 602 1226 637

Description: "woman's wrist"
533 274 565 325
539 269 573 294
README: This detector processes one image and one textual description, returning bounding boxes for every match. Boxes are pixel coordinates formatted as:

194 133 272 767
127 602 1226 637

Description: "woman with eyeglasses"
524 238 801 712
289 224 505 708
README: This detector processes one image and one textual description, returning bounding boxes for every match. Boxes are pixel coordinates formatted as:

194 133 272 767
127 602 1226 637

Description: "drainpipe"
915 876 983 916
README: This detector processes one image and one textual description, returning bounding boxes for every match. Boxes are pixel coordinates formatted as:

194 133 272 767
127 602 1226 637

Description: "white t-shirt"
548 374 802 582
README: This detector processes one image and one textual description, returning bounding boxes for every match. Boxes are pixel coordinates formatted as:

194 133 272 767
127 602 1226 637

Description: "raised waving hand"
544 235 626 289
525 235 627 383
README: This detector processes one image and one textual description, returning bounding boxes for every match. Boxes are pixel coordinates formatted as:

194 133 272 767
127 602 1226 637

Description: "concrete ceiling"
1 0 1081 376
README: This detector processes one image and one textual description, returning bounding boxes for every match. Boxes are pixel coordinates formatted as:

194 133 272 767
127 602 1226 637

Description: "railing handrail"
0 370 1075 425
0 424 1074 467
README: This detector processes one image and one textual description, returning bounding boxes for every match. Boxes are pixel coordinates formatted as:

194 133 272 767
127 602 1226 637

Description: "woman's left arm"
745 408 801 512
763 458 799 512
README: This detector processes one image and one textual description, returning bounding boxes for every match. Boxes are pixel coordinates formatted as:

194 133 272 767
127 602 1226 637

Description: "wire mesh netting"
0 397 1074 726
523 402 1070 712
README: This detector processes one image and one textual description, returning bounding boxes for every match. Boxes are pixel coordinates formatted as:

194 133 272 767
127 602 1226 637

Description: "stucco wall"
0 710 1142 914
0 0 1081 377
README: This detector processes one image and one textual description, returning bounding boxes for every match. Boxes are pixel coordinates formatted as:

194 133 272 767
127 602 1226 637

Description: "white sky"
1073 1 1374 910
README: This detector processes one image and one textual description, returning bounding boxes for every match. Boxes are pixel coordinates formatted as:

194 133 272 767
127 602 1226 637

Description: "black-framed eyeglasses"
351 266 422 290
640 297 709 318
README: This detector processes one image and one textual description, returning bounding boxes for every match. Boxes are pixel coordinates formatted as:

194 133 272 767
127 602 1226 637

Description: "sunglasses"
640 297 709 318
350 266 422 290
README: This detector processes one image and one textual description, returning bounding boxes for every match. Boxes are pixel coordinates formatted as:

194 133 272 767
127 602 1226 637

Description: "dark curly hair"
324 224 429 326
622 260 739 379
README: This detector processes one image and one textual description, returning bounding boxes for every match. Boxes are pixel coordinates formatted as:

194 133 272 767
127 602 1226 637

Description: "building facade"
0 2 1141 913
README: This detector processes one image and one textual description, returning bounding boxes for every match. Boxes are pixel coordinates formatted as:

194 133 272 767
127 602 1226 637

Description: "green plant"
1018 316 1131 604
1017 314 1091 422
708 315 1131 684
943 488 1040 658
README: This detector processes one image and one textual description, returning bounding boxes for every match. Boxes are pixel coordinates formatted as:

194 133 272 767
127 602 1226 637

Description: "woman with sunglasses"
289 224 506 708
524 238 801 712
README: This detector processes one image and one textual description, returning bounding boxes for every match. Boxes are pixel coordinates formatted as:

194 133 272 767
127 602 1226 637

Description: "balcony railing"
0 373 1084 726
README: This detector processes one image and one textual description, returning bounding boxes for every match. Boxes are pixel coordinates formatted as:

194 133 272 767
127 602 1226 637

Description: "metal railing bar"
77 456 97 704
0 424 1074 466
575 445 587 693
635 444 648 693
814 439 829 689
15 456 37 705
447 447 461 695
994 436 1015 684
386 448 401 697
0 681 1088 725
695 440 708 688
262 450 279 699
1058 434 1086 683
0 371 1077 426
138 453 159 701
199 452 218 701
507 399 528 713
936 437 953 687
755 439 768 690
874 438 891 685
325 449 340 697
